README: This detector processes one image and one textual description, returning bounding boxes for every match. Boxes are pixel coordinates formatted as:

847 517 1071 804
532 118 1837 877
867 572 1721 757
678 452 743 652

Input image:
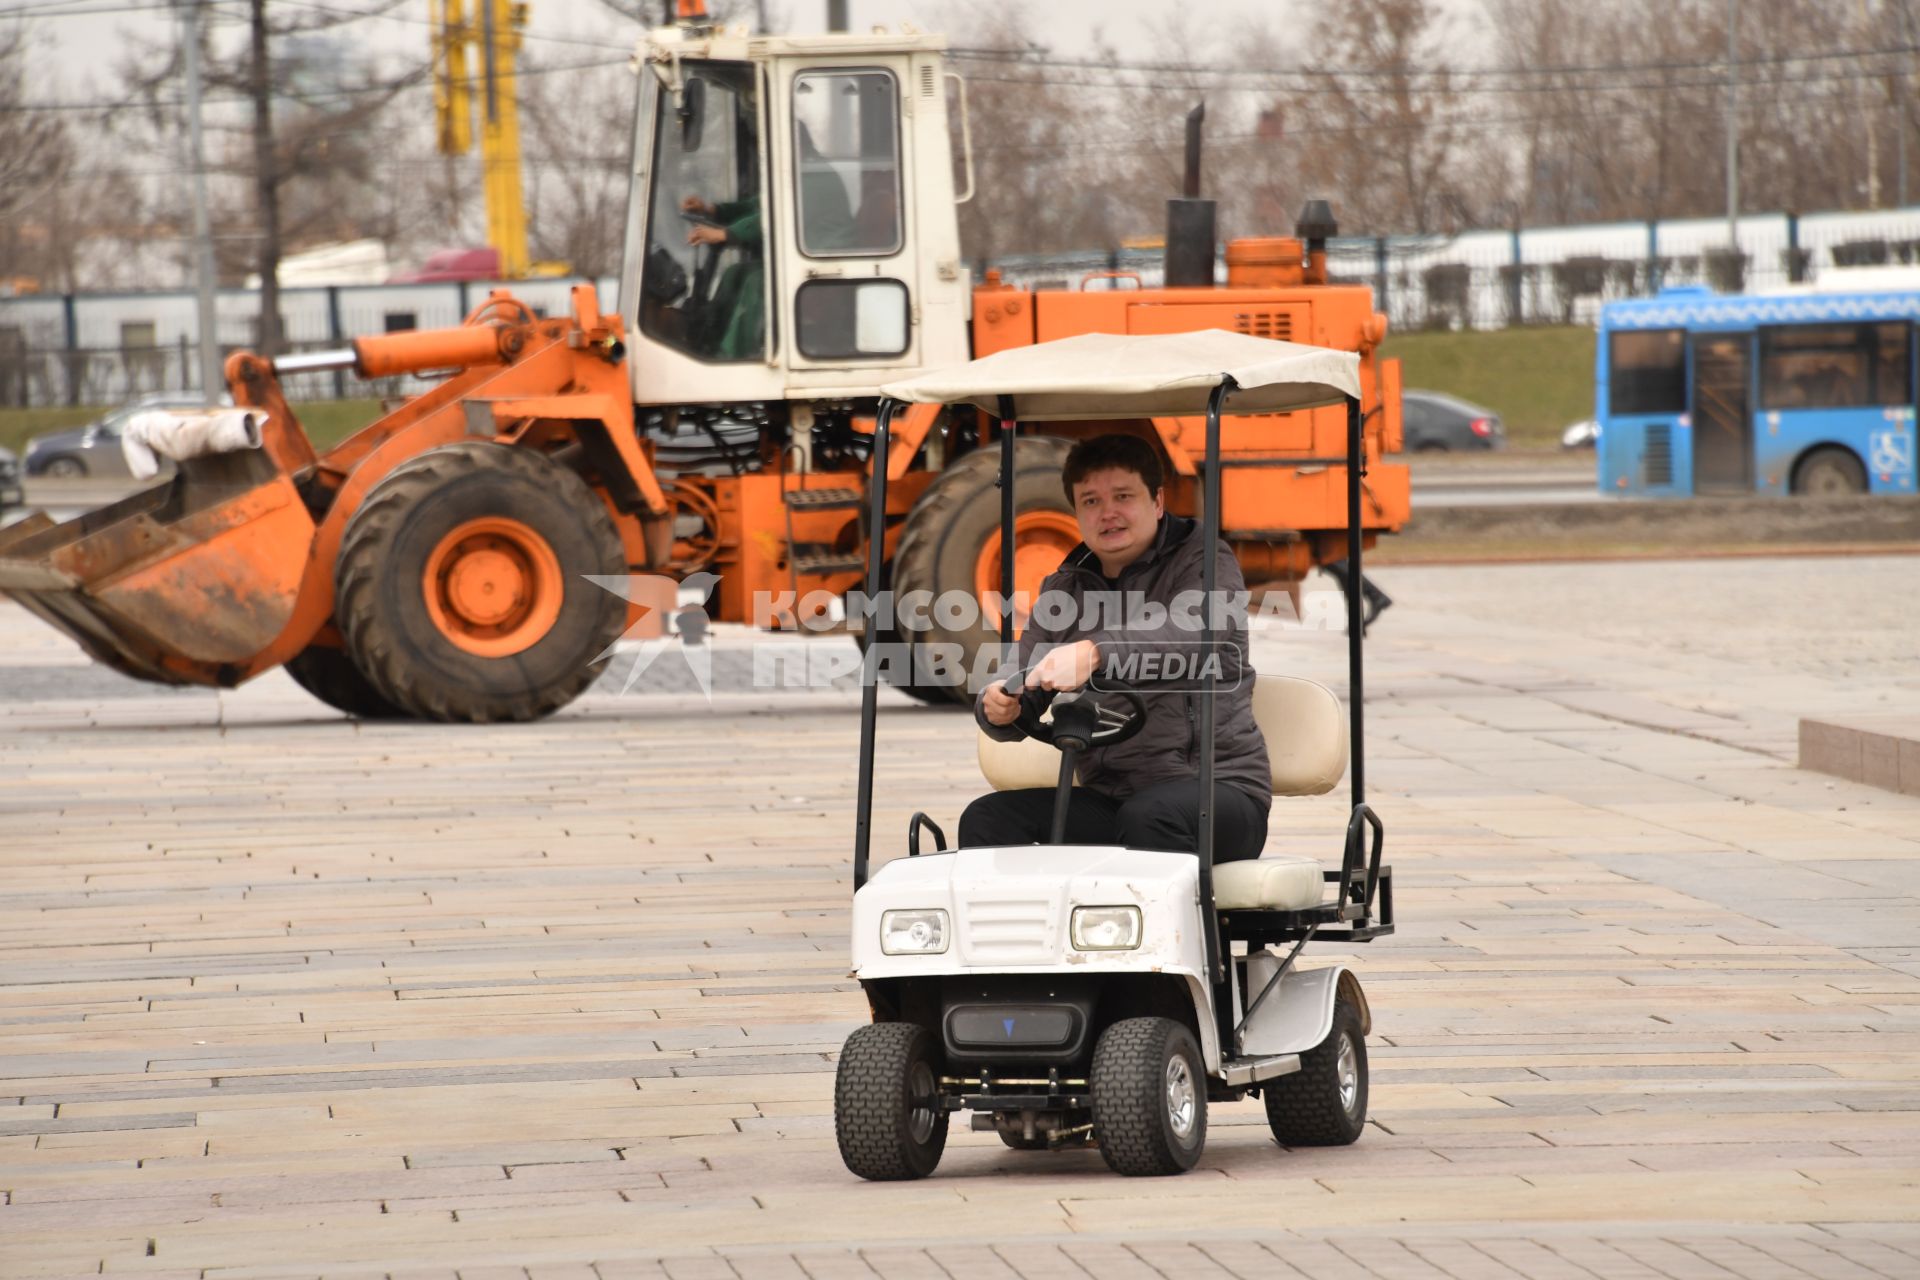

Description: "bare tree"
940 8 1139 261
1280 0 1463 235
112 2 419 340
518 55 637 277
0 21 73 288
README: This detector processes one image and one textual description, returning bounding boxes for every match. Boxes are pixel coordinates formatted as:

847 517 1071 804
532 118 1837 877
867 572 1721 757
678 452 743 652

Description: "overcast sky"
34 0 1389 99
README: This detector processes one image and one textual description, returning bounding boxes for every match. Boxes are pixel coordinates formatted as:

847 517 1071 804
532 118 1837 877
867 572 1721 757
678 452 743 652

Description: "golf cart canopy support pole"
853 397 900 891
1346 396 1366 811
999 395 1015 651
1196 377 1233 992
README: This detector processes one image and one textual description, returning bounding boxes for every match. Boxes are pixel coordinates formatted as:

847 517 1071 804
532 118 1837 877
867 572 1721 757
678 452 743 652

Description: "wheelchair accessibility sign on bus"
1870 425 1916 486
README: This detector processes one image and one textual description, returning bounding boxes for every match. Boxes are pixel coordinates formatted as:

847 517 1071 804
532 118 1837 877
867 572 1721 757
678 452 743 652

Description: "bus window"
1609 330 1686 415
1760 322 1911 410
1875 323 1912 405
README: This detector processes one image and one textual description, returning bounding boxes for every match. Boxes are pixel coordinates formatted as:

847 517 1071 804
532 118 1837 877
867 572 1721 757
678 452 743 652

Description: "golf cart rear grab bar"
908 812 947 857
1342 802 1385 910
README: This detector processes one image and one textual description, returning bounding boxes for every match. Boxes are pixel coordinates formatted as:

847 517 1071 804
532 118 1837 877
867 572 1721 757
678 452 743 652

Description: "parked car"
23 393 215 479
1560 417 1600 450
0 444 23 511
1401 390 1505 452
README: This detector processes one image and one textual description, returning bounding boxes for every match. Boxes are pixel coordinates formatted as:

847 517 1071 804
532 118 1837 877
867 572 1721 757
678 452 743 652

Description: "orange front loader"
0 285 675 721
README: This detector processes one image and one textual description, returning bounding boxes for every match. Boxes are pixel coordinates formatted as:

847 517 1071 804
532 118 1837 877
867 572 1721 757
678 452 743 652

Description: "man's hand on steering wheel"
1027 639 1100 692
1006 666 1148 752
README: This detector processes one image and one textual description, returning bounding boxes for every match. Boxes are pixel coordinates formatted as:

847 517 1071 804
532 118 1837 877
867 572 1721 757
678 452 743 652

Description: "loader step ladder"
783 487 863 511
791 543 866 575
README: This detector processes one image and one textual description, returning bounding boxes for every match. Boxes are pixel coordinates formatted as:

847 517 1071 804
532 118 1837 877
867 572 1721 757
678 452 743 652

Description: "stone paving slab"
3 557 1919 1278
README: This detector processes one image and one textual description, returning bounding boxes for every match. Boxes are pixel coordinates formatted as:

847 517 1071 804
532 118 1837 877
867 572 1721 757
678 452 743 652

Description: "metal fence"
0 277 616 409
987 209 1920 334
6 207 1920 408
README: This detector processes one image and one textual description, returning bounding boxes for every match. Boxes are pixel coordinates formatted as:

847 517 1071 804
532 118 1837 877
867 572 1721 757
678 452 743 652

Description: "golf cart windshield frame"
851 369 1384 983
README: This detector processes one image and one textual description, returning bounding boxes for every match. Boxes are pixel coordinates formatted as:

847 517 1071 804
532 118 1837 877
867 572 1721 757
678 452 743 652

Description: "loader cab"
620 28 972 407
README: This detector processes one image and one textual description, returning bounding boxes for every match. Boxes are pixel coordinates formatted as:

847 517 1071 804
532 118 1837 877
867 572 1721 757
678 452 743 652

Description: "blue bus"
1597 284 1919 496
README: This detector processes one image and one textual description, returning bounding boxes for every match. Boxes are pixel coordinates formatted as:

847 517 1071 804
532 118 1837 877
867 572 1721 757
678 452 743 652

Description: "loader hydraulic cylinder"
272 326 515 382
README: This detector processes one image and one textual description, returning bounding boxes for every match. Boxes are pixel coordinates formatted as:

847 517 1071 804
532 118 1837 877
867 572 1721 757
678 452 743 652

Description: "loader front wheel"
284 644 403 719
336 442 627 722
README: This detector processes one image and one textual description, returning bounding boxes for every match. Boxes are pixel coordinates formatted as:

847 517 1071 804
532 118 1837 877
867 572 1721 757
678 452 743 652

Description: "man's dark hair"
1061 433 1164 501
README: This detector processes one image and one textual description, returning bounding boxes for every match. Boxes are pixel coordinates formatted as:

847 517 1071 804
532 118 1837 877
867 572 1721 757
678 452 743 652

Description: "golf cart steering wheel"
1003 669 1149 754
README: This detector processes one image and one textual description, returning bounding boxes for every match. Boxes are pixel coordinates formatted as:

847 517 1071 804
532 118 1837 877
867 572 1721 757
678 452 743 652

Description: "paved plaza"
3 555 1919 1279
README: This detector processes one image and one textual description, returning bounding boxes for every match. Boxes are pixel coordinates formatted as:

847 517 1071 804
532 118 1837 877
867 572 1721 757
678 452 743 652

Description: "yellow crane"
432 0 529 277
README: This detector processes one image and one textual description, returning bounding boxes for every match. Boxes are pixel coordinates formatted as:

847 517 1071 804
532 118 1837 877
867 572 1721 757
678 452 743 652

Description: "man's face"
1070 466 1164 571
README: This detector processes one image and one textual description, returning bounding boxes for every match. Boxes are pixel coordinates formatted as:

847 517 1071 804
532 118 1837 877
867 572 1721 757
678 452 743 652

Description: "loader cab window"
792 70 901 257
640 62 764 363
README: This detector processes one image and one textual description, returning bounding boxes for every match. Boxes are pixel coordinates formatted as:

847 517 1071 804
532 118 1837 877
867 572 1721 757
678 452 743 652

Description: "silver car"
23 393 217 479
0 444 23 511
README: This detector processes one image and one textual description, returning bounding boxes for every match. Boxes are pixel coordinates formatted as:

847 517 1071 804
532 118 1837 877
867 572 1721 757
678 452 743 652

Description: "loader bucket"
0 451 317 687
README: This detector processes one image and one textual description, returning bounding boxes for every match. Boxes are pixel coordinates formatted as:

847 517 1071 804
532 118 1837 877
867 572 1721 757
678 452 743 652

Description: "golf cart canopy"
877 329 1362 421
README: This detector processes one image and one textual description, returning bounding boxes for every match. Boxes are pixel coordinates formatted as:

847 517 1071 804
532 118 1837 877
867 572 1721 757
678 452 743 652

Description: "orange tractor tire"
334 442 629 723
284 645 404 719
887 435 1077 705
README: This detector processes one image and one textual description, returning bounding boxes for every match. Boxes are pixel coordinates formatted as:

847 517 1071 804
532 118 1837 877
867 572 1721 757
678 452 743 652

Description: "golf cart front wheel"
1264 994 1368 1147
1091 1017 1206 1176
834 1023 949 1180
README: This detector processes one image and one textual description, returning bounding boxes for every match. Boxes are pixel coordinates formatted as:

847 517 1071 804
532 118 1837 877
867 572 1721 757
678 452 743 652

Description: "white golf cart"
835 331 1394 1179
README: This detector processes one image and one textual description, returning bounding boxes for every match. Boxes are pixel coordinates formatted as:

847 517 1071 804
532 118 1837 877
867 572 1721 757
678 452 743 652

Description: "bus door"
1691 332 1754 493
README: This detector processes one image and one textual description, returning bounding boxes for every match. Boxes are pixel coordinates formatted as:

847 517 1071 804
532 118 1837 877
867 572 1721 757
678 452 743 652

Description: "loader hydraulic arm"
269 293 540 382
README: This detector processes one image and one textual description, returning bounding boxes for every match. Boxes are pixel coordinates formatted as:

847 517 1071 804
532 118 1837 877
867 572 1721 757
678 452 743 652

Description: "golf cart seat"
976 673 1348 912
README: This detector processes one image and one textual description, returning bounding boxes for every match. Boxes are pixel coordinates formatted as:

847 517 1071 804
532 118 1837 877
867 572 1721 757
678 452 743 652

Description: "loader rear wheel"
335 442 627 723
889 435 1077 705
284 644 403 719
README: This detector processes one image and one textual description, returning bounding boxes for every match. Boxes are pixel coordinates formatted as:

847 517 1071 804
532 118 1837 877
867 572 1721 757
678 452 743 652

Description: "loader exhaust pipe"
1297 199 1338 286
1164 102 1216 288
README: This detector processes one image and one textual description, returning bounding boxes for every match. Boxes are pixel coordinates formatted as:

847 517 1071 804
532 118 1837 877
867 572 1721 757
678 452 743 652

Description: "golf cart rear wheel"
1263 995 1368 1147
834 1023 949 1180
1091 1017 1206 1176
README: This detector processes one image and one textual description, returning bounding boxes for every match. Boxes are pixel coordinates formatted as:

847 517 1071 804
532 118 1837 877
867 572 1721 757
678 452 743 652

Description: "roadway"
2 453 1605 530
3 557 1917 1276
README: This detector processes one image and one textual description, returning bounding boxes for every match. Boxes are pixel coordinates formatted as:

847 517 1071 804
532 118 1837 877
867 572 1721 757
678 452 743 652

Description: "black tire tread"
1091 1016 1205 1176
283 644 404 718
335 442 626 723
834 1022 948 1181
1263 995 1368 1147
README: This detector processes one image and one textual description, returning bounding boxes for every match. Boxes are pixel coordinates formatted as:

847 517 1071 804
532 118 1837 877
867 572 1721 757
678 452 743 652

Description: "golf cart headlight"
880 909 948 955
1071 905 1142 951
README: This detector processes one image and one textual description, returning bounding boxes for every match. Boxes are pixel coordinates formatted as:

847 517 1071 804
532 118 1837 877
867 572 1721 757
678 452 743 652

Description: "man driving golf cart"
962 433 1270 861
839 331 1394 1181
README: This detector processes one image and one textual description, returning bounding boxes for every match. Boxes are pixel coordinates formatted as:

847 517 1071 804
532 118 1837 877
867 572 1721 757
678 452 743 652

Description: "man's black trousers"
957 776 1270 861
